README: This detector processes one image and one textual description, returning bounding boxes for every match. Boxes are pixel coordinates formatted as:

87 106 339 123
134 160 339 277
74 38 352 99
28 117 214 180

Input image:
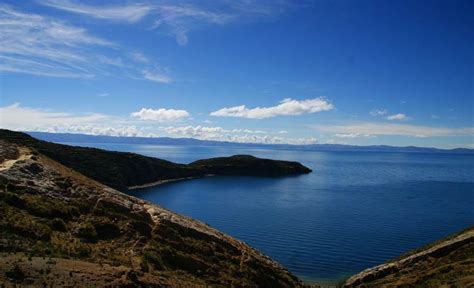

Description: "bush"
25 200 50 218
5 264 25 282
51 218 67 232
25 196 75 220
94 222 120 240
2 192 25 208
75 244 91 258
142 251 164 270
5 212 51 241
77 222 97 243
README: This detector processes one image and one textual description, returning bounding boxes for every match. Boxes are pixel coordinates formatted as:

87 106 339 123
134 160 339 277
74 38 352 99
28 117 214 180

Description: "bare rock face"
0 140 303 287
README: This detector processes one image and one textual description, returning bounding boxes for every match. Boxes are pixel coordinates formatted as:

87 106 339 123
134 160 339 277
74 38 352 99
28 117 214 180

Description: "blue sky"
0 0 472 148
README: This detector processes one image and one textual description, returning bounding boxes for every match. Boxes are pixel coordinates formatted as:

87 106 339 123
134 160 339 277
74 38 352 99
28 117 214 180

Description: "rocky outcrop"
0 140 303 287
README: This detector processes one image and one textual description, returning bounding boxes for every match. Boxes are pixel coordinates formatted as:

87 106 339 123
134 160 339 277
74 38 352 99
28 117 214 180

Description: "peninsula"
0 130 312 192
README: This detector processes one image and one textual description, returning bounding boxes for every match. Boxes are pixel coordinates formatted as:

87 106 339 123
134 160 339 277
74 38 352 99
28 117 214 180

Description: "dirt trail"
0 146 31 171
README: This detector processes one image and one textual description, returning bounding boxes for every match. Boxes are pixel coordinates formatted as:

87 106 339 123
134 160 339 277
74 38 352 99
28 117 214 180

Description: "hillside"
0 139 303 286
342 227 474 287
0 130 311 192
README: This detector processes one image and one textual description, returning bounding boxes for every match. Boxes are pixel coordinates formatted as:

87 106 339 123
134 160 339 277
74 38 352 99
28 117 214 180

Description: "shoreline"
127 174 216 190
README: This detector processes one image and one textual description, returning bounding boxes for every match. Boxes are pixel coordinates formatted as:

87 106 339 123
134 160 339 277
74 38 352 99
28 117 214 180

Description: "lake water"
63 142 474 285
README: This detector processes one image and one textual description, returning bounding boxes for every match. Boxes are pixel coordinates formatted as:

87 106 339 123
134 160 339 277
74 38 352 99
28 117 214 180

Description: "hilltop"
0 134 303 286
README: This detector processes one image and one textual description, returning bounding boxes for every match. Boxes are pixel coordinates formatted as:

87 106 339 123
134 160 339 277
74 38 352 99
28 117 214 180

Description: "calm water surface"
65 142 474 285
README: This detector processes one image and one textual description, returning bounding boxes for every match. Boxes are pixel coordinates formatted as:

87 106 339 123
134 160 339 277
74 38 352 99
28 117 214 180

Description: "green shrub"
0 175 8 187
5 264 25 281
75 244 91 258
5 212 51 241
51 218 67 232
140 259 149 272
24 196 75 220
94 222 120 239
77 222 97 243
1 192 25 208
25 200 50 218
142 251 164 270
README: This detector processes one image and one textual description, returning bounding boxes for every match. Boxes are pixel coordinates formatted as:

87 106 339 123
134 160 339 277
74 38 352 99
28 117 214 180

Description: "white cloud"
41 0 152 23
387 113 410 121
142 70 173 84
210 97 334 119
313 122 474 138
369 108 388 116
130 108 189 122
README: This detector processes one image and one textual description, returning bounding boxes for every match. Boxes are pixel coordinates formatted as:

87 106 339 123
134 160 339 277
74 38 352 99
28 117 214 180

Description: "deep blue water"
64 142 474 285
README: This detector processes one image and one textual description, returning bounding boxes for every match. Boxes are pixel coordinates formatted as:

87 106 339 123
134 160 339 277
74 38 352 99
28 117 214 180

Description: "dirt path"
0 146 31 171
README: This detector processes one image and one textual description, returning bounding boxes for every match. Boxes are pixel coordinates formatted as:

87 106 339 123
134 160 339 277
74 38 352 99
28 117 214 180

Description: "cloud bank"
0 104 318 145
211 97 334 119
161 125 317 145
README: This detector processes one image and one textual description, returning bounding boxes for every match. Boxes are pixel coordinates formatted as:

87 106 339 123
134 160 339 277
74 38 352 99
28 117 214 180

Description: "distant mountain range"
27 131 474 154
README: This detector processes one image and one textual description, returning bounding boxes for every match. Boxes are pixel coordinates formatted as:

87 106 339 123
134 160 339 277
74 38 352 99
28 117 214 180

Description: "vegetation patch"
76 222 98 243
